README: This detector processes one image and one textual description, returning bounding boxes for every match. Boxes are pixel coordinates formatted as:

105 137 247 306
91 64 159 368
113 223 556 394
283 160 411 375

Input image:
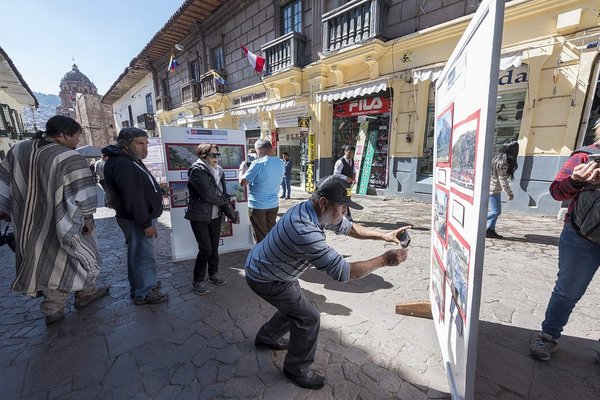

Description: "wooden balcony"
261 31 307 76
322 0 388 53
200 70 227 98
180 81 202 104
155 96 171 112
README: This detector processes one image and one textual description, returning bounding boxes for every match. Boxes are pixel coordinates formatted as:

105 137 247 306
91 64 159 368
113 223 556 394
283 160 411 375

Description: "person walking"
486 141 519 239
0 115 108 326
333 144 356 221
95 153 110 207
245 176 410 389
239 138 284 243
185 143 233 296
103 127 168 305
280 151 292 199
530 121 600 361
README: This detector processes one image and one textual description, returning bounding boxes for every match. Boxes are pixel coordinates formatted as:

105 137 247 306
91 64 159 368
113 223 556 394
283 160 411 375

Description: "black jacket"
103 145 163 229
185 160 230 223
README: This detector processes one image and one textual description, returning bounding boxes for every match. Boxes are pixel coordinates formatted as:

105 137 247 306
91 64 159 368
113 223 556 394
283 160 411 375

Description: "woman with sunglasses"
185 144 234 295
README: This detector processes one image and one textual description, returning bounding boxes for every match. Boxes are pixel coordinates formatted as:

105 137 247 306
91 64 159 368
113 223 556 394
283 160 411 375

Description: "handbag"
220 199 236 222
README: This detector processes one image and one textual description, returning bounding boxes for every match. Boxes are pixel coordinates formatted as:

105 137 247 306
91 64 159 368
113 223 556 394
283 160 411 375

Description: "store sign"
498 65 528 90
273 105 309 128
333 96 391 117
307 132 316 162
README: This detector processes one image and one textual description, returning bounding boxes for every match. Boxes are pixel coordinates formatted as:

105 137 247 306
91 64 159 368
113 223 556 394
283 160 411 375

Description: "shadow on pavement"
300 267 393 293
475 320 600 399
494 234 559 246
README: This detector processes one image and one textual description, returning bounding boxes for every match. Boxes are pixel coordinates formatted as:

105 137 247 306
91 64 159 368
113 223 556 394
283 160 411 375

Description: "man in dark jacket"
103 127 168 305
333 145 356 221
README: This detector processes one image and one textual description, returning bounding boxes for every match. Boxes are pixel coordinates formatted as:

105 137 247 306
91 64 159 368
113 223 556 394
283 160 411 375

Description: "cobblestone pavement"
0 187 598 399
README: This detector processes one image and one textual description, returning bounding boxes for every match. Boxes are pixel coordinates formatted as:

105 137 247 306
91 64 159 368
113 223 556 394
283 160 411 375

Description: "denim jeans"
486 193 501 230
117 218 158 300
281 176 291 198
541 222 600 339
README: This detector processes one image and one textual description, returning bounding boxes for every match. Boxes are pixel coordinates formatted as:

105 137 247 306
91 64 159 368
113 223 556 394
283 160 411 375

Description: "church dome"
61 64 93 85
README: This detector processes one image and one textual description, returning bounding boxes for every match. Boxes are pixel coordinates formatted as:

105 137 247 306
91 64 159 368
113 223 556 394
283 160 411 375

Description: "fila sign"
333 96 391 117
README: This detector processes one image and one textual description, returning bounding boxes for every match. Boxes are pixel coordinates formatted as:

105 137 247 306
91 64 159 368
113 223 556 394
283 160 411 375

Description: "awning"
230 106 260 116
411 51 525 84
202 112 225 121
315 78 388 102
261 99 297 112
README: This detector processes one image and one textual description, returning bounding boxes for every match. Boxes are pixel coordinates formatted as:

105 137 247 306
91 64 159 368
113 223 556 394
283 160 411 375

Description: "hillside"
22 92 61 132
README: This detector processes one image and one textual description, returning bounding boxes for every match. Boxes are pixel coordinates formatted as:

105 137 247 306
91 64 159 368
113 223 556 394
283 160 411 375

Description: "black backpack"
570 146 600 243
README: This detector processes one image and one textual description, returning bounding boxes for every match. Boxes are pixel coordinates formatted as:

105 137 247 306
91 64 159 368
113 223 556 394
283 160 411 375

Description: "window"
419 84 436 176
161 78 169 97
190 59 201 81
282 0 302 34
212 47 224 71
146 93 154 114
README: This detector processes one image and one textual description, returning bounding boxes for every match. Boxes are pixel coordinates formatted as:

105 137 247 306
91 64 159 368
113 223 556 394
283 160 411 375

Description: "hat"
315 176 363 210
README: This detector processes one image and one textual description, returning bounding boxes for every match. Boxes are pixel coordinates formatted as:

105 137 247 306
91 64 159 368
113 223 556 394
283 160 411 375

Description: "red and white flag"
241 44 265 73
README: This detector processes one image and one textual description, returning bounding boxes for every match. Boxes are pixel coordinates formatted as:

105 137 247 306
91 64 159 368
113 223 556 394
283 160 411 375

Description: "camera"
245 153 257 168
398 230 411 248
588 154 600 162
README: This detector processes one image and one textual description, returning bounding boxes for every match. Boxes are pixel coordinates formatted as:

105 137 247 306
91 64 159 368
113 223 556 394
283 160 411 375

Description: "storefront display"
332 94 391 189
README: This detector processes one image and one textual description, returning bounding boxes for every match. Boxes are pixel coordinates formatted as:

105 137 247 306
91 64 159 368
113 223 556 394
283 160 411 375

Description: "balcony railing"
322 0 387 53
261 31 307 76
155 95 171 112
200 70 227 98
181 81 202 104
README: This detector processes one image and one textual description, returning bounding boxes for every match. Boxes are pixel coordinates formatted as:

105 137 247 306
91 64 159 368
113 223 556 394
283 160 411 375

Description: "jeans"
116 218 158 300
486 193 501 230
246 277 320 375
281 176 291 198
248 207 279 243
541 222 600 339
190 217 222 282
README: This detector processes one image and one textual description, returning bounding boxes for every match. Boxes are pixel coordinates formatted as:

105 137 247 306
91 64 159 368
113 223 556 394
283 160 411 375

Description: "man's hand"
507 193 514 201
383 225 412 245
144 226 158 238
382 248 408 266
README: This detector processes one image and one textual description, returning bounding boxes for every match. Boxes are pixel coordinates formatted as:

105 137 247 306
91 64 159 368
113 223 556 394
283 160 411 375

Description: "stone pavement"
0 186 598 399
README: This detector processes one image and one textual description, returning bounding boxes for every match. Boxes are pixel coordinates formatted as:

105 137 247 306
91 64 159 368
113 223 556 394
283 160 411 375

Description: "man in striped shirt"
245 176 410 389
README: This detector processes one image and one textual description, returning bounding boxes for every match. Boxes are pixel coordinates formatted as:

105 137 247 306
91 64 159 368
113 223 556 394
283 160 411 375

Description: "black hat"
315 176 363 210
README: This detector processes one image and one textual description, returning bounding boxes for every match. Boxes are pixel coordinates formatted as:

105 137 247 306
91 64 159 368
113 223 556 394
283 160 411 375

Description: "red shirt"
549 144 600 222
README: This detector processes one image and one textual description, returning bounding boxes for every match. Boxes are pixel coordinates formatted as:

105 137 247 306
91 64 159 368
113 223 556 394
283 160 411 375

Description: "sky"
0 1 185 96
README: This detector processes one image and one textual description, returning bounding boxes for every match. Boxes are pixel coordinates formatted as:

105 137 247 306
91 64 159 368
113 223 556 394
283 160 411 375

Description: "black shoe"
283 369 325 390
133 288 169 305
255 336 289 350
130 281 161 299
208 274 228 286
280 195 285 199
486 229 504 239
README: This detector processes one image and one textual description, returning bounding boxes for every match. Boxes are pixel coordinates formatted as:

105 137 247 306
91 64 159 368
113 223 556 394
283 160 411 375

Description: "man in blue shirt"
245 176 410 389
239 139 285 243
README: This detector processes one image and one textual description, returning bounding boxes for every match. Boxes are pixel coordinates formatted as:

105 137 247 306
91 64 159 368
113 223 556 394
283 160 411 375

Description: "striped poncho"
0 139 100 295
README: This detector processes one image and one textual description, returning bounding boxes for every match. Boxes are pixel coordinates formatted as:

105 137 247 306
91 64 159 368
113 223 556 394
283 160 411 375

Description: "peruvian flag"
241 44 265 73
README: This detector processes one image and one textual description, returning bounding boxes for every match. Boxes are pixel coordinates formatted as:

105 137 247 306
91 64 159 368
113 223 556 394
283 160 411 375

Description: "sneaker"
529 332 558 361
75 286 110 308
208 274 228 286
486 229 504 239
133 288 169 305
130 281 161 299
193 281 210 296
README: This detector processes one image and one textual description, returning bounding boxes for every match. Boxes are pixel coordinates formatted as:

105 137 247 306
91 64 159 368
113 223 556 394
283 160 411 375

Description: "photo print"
165 143 199 170
225 179 248 202
431 250 446 322
435 103 454 165
434 185 449 243
450 110 480 203
220 218 233 238
169 181 189 208
218 144 245 170
446 227 470 322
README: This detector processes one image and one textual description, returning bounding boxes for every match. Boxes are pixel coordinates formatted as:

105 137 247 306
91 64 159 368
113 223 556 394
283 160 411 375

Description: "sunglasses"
206 153 221 159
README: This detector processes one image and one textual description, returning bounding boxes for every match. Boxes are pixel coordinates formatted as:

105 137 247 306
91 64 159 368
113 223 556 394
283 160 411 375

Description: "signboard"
274 105 309 127
352 121 369 193
333 96 391 117
160 126 254 261
357 130 377 195
146 137 166 184
430 1 505 399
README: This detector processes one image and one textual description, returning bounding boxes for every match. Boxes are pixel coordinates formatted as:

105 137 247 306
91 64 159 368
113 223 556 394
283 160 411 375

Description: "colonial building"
57 63 114 147
0 46 38 160
108 0 600 215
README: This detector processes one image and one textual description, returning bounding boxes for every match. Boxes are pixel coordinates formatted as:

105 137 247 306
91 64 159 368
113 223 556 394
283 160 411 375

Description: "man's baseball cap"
315 176 363 210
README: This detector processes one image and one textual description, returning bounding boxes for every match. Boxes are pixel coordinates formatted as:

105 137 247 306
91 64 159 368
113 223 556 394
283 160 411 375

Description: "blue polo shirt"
242 155 285 209
245 200 352 283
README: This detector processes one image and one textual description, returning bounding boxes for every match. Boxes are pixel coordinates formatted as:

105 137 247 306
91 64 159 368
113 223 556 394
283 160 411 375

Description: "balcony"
155 96 171 112
261 32 307 76
322 0 387 53
200 70 227 98
180 81 202 104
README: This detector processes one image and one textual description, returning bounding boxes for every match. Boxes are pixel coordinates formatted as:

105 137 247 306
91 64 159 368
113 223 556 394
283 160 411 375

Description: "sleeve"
301 235 351 282
549 153 588 201
497 165 513 196
242 160 261 184
188 167 228 206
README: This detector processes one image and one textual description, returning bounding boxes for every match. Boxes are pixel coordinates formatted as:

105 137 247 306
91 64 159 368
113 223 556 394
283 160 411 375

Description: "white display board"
160 126 254 261
429 1 505 399
146 137 167 184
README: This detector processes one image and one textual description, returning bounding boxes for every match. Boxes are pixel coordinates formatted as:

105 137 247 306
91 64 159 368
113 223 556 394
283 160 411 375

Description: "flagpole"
255 71 270 99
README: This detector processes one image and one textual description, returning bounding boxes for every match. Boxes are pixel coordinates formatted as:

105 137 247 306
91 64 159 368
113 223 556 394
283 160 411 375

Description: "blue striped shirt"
245 200 352 283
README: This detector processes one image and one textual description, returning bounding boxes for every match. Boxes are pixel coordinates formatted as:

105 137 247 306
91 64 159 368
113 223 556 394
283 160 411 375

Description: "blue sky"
1 1 184 95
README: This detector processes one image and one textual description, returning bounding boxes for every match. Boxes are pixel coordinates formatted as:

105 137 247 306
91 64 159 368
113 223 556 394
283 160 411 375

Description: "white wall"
111 73 156 132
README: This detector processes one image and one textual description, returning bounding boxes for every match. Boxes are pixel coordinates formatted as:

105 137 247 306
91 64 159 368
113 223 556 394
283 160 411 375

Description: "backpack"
569 146 600 243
